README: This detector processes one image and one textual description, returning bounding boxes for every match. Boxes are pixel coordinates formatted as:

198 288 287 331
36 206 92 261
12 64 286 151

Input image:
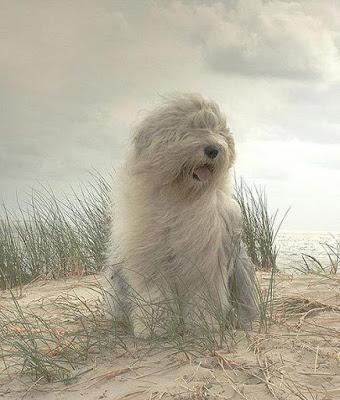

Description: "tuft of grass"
233 177 290 332
1 173 285 285
296 236 340 275
0 266 278 384
103 271 239 355
234 177 289 271
0 281 126 382
0 173 111 289
0 174 283 382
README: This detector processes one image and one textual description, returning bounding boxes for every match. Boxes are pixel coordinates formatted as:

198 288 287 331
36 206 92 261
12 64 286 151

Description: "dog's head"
130 93 235 197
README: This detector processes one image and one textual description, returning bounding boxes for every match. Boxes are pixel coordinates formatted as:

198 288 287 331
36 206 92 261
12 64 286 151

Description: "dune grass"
234 177 290 271
0 267 278 383
0 174 285 382
1 174 287 289
0 173 111 289
0 252 278 382
296 236 340 275
0 283 118 382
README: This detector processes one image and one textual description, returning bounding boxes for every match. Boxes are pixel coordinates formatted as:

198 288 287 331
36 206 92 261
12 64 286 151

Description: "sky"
1 0 340 232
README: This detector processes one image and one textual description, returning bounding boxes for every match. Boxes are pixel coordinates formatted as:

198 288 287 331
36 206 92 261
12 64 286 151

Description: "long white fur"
107 93 257 334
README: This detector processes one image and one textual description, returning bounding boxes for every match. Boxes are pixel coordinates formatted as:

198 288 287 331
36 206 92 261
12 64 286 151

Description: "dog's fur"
107 93 258 335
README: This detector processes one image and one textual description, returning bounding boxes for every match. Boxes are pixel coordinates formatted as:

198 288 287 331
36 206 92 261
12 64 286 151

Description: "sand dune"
0 272 339 399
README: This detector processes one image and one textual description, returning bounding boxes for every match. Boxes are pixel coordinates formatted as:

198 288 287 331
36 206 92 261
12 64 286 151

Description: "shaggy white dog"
108 93 257 336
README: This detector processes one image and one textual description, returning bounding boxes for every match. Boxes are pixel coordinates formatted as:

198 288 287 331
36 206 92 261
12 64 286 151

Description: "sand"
0 272 339 400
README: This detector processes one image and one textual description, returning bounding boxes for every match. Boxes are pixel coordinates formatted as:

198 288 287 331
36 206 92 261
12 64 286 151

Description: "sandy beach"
0 272 339 400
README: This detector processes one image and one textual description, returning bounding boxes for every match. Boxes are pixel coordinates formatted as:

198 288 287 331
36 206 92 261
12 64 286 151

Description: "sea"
276 231 340 272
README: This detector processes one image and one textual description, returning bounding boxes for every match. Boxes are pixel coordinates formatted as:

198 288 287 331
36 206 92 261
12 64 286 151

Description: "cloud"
1 0 340 231
144 0 340 82
200 0 340 82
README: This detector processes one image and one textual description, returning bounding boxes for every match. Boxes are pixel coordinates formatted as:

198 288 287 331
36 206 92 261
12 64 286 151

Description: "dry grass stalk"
273 296 340 319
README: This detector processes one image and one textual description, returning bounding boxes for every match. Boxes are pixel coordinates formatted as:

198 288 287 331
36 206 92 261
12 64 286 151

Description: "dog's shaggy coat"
108 93 257 335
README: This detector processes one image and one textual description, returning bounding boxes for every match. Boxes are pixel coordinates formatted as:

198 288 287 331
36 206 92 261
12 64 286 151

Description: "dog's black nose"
204 145 219 159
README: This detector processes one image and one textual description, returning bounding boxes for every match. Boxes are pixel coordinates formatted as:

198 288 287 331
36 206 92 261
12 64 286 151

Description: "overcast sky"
1 0 340 232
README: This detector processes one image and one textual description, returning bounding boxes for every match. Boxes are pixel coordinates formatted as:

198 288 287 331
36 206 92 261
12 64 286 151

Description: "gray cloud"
155 0 340 82
1 0 340 231
204 1 340 81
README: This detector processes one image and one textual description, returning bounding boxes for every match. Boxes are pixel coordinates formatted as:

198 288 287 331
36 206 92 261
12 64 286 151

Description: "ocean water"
276 231 340 272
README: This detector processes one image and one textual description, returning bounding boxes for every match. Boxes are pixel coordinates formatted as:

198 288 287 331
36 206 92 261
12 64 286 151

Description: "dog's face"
131 94 235 197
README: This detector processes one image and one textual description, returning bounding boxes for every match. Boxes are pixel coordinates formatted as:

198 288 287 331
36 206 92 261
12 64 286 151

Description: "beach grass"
0 173 111 289
1 174 288 290
0 176 338 400
0 174 285 382
234 177 290 271
296 237 340 275
0 268 278 383
0 283 118 382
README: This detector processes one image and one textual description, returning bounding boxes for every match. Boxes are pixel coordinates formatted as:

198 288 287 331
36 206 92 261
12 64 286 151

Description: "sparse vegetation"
234 177 290 271
1 174 287 290
0 175 289 384
1 176 338 400
0 282 117 382
0 173 111 289
297 237 340 275
0 269 278 383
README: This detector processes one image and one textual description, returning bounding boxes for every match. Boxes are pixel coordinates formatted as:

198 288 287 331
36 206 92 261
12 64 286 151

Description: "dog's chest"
165 194 238 278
